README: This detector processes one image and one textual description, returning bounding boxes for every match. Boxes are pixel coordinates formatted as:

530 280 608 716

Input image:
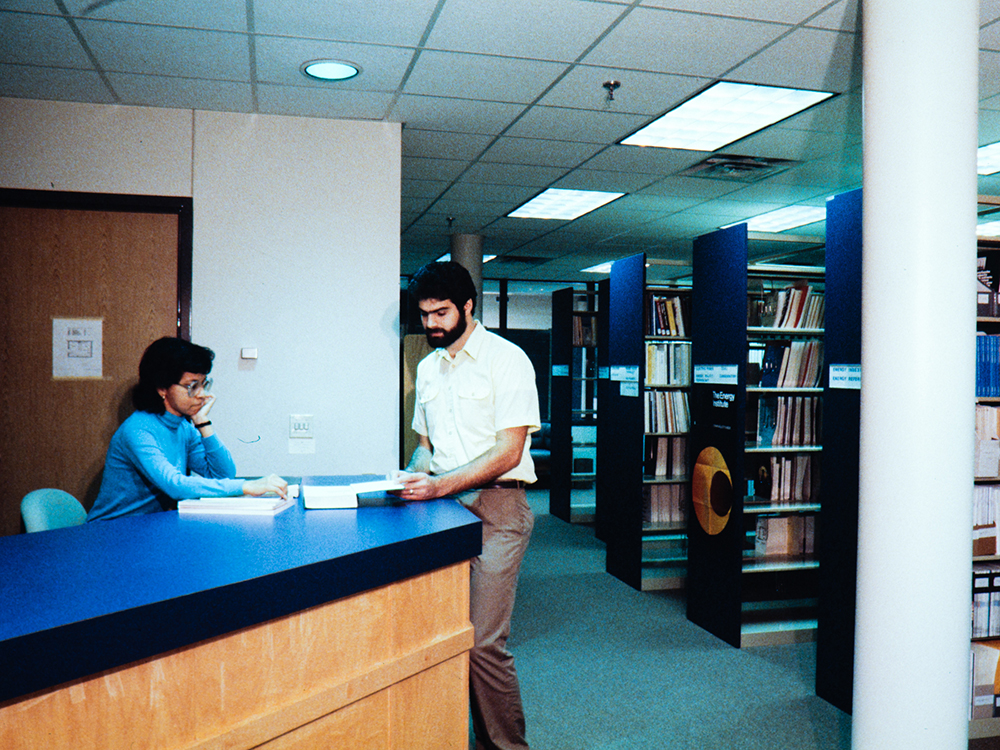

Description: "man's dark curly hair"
407 261 477 315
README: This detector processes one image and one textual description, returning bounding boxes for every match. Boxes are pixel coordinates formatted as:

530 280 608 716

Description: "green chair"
21 489 87 532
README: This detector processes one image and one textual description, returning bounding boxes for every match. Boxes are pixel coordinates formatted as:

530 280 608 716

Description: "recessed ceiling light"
622 81 834 152
435 254 497 263
581 261 614 274
979 142 1000 175
301 59 361 81
735 205 826 232
508 188 625 220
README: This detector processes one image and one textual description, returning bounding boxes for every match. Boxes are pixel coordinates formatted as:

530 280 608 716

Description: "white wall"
0 98 401 477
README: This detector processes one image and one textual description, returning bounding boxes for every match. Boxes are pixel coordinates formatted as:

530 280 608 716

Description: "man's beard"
425 314 467 349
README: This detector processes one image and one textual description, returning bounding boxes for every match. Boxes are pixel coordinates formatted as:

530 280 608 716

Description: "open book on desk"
301 475 405 509
178 494 296 516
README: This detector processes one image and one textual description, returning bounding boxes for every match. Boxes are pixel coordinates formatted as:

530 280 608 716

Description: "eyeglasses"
178 378 212 397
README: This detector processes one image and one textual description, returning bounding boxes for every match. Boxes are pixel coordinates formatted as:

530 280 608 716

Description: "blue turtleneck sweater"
86 411 244 521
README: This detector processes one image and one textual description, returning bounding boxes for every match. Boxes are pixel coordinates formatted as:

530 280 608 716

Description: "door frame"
0 188 193 338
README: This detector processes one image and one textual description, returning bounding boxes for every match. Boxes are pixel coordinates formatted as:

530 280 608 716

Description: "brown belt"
478 480 524 490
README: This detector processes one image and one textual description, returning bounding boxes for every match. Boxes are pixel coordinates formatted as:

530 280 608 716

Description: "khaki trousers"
460 487 534 750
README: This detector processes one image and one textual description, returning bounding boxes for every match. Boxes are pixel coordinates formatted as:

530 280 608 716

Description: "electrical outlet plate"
289 414 314 438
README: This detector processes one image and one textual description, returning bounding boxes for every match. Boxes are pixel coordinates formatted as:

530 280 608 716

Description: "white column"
854 0 978 747
450 233 484 321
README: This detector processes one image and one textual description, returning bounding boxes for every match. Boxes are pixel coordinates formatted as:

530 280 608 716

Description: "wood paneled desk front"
0 480 481 749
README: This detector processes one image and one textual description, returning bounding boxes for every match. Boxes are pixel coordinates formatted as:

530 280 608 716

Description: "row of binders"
571 314 597 347
974 483 1000 557
753 340 823 389
644 389 691 434
749 283 825 330
644 435 687 479
752 515 815 559
977 333 1000 398
643 483 688 525
753 395 821 448
647 293 689 337
973 563 1000 639
645 341 691 386
747 454 819 505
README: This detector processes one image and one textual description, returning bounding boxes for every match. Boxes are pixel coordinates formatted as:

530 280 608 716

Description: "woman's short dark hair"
133 337 215 413
408 261 477 314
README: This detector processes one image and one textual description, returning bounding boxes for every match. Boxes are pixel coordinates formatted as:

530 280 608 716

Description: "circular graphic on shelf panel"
692 446 733 536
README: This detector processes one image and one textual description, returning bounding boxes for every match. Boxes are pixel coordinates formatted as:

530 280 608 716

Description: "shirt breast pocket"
457 373 492 403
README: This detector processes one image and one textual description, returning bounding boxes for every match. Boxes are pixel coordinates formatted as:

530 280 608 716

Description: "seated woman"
87 337 287 521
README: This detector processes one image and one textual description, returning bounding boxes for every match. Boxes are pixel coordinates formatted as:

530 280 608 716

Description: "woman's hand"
243 474 289 500
192 394 216 426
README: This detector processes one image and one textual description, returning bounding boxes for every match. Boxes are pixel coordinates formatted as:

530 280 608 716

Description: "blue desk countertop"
0 487 481 705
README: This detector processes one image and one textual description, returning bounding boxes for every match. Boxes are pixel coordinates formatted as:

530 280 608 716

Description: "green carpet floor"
504 490 852 750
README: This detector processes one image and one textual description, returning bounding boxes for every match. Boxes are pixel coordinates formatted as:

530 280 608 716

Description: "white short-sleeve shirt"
412 322 540 483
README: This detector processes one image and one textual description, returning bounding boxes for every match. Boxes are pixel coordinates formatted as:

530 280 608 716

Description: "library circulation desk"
0 489 482 749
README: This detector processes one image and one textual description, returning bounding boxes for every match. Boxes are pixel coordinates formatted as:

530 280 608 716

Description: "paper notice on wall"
52 318 103 379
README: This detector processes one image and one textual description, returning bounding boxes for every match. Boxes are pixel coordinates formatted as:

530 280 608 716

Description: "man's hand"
393 470 437 501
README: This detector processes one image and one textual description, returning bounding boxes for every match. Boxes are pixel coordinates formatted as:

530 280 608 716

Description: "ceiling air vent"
680 154 799 183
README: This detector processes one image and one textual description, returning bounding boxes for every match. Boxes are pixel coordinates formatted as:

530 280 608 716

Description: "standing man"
397 261 538 750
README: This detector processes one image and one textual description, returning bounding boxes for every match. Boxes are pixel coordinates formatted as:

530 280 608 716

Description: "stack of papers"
178 495 295 516
301 476 404 509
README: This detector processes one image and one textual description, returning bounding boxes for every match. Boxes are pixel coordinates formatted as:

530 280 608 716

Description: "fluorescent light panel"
622 81 834 152
978 221 1000 237
739 205 826 232
508 188 625 220
979 142 1000 175
435 254 497 263
581 261 614 274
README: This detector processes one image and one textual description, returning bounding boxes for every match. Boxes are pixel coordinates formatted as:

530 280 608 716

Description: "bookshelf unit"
814 188 862 712
595 278 612 541
550 286 599 523
605 252 692 591
687 223 825 648
971 228 1000 737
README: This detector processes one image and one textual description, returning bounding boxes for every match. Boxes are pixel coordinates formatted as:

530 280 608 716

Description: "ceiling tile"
480 136 603 168
61 0 248 31
583 8 790 78
727 28 859 92
505 105 650 143
443 181 538 204
538 65 709 115
402 178 451 197
0 11 92 67
253 0 439 46
425 0 627 61
392 94 526 134
402 155 473 182
107 74 253 111
807 0 859 32
255 36 415 90
406 50 569 104
460 162 567 187
640 0 832 25
551 166 660 193
78 20 250 81
256 83 394 119
0 62 113 103
581 144 705 175
402 129 495 159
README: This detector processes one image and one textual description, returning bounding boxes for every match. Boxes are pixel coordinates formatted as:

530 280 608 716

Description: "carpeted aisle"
506 490 852 750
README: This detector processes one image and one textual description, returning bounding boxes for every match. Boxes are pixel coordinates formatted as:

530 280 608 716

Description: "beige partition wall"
0 561 473 750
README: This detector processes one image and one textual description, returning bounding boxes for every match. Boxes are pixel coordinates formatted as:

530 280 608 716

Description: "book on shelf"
762 455 819 504
753 283 825 330
644 389 690 433
975 483 1000 556
970 640 1000 719
644 435 687 479
753 514 815 558
648 293 689 336
643 482 688 525
979 254 1000 318
645 341 692 386
178 494 295 515
752 396 820 447
572 314 597 347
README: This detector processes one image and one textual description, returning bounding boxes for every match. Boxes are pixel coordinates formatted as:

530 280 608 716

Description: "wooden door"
0 190 190 536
